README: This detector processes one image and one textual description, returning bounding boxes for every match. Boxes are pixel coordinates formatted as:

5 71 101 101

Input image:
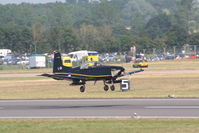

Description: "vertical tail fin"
53 52 63 73
53 52 72 73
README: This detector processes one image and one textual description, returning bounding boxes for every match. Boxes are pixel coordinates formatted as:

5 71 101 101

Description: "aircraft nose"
111 67 125 77
119 67 125 72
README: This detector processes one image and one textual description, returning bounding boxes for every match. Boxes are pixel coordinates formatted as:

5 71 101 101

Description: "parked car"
0 56 4 65
16 59 29 65
165 55 175 60
3 55 18 65
0 59 3 65
103 55 115 62
150 55 160 61
133 60 148 68
189 55 197 59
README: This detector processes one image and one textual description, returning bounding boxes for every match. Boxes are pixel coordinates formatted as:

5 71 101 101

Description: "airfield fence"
138 45 199 56
0 45 199 70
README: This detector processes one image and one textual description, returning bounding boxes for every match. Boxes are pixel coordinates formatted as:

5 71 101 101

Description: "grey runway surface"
0 98 199 119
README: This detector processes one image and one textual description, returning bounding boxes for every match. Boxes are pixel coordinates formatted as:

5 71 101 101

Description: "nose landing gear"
110 85 115 91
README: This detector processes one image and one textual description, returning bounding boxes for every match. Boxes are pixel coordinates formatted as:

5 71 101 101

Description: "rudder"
53 52 63 73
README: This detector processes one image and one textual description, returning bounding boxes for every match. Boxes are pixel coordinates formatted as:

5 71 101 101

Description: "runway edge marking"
1 116 199 119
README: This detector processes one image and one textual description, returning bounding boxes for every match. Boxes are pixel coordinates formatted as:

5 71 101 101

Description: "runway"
0 98 199 119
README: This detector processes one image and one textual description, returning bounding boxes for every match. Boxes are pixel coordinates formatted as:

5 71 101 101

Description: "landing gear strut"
80 85 85 93
103 80 109 91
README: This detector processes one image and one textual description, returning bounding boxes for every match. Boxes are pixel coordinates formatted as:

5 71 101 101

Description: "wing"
119 69 144 77
40 73 85 80
126 69 144 75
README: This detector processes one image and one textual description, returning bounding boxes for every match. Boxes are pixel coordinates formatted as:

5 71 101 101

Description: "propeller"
111 69 122 77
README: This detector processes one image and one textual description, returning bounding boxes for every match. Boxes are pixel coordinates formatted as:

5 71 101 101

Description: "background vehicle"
68 50 98 62
82 55 99 66
0 58 3 65
29 54 46 69
62 56 73 67
133 60 148 68
0 49 11 57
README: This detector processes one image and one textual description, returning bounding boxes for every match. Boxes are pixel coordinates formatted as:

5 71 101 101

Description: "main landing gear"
103 84 115 91
80 85 85 93
79 81 116 93
110 85 115 91
104 84 109 91
103 81 115 92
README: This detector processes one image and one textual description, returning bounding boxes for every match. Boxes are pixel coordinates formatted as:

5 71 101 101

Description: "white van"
68 50 98 61
0 49 12 57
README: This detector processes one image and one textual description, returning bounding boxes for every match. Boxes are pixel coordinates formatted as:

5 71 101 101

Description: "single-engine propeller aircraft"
41 52 144 92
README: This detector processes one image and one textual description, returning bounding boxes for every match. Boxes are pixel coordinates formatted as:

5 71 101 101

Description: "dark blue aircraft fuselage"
54 65 124 81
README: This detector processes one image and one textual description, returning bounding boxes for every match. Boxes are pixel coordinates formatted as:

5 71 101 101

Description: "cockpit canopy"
80 61 102 69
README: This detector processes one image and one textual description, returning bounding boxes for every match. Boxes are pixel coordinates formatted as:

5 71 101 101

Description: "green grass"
0 77 47 81
0 59 199 74
0 72 199 99
0 119 199 133
0 59 199 99
122 59 199 71
0 60 199 132
0 68 51 74
147 59 199 70
0 65 51 74
0 64 23 70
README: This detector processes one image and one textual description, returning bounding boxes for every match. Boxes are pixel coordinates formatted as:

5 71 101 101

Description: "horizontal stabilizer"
120 69 144 77
127 69 144 75
40 73 65 80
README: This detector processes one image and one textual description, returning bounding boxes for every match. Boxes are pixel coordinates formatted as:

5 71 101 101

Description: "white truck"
0 49 12 57
29 55 46 68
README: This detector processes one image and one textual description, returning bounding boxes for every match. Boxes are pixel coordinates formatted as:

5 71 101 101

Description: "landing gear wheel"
110 85 115 91
80 85 85 93
104 85 109 91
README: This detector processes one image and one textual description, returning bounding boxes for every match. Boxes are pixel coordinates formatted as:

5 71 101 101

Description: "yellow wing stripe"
54 72 112 78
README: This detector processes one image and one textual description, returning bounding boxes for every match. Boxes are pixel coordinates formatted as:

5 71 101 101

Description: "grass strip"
0 77 47 81
0 119 199 133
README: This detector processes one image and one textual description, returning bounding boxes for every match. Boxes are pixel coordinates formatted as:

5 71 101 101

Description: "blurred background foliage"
0 0 199 54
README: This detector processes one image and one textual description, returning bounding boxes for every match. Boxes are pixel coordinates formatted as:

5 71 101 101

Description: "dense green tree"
77 24 97 50
61 26 79 53
48 26 64 52
91 1 119 26
17 27 33 53
97 24 112 41
144 13 172 39
96 37 120 53
0 25 33 53
117 35 132 52
0 28 5 48
71 3 94 27
0 0 199 54
165 25 188 47
175 0 196 32
32 24 46 53
121 0 157 27
188 33 199 46
148 0 179 11
131 35 157 53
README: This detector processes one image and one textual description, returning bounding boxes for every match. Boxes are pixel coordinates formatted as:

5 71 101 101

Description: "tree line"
0 0 199 54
